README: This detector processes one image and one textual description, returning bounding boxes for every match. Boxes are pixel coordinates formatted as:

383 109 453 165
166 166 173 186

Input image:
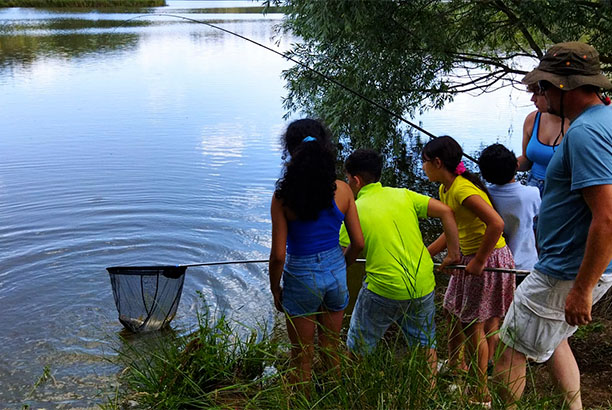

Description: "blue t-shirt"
534 104 612 279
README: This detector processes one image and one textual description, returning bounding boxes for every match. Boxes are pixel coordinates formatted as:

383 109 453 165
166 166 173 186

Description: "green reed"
104 289 570 409
104 298 283 409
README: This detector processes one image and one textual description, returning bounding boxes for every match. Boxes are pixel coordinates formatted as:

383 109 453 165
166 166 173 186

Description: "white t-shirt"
487 182 541 270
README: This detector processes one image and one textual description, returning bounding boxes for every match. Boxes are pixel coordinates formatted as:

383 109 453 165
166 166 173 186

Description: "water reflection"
0 6 283 75
0 4 286 407
0 33 140 70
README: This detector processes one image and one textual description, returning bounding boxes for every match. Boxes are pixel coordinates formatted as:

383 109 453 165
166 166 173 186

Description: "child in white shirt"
478 144 541 282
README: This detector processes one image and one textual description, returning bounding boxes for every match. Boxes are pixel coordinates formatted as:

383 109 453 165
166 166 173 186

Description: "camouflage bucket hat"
522 41 612 90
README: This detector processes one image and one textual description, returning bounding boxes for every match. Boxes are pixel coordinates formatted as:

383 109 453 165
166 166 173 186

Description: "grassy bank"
0 0 165 7
102 294 580 410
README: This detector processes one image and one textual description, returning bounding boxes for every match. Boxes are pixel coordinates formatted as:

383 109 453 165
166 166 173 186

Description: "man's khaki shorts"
499 270 612 363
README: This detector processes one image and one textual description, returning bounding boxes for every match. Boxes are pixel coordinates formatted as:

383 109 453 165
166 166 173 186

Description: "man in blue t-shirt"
495 42 612 410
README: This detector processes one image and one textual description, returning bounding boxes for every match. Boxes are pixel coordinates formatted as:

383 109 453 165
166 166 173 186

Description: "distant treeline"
0 0 165 6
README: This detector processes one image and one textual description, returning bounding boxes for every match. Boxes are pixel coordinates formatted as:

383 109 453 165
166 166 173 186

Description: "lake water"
0 1 536 407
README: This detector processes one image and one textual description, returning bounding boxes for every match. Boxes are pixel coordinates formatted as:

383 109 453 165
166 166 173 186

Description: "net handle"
177 259 529 275
179 259 269 268
431 263 529 275
108 259 529 275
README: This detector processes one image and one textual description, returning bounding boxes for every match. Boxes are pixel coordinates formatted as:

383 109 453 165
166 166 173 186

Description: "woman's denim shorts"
526 173 545 197
526 173 544 230
282 245 349 317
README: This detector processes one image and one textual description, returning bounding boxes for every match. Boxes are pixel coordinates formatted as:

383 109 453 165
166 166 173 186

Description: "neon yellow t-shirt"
439 175 506 255
339 182 435 300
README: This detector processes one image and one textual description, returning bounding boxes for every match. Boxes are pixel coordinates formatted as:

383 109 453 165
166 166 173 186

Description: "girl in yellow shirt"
422 136 515 406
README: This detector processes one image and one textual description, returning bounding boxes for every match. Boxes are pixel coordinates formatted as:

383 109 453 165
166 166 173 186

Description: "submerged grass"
105 293 573 409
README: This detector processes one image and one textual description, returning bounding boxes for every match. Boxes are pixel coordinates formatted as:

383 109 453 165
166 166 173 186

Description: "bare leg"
316 309 344 377
547 339 582 410
286 315 316 386
427 347 438 375
427 347 438 389
446 310 467 372
493 343 527 408
463 321 490 402
484 317 501 362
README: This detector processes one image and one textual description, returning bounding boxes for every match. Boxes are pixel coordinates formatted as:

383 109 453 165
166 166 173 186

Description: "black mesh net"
107 266 186 332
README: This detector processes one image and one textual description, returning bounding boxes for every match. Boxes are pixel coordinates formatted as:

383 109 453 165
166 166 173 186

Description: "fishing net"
107 266 186 332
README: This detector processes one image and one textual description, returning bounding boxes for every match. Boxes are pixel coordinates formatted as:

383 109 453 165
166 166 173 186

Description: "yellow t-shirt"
439 175 506 255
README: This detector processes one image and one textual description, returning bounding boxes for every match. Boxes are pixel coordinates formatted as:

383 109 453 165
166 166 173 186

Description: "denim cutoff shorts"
526 173 544 230
347 283 436 354
281 245 349 317
526 173 545 197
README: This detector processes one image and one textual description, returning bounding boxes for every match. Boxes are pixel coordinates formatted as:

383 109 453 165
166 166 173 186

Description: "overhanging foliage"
267 0 612 171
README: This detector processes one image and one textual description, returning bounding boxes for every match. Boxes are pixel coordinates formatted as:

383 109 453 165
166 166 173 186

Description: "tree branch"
495 0 544 58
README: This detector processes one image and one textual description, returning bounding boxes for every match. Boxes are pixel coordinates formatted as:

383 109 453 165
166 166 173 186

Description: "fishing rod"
118 12 479 164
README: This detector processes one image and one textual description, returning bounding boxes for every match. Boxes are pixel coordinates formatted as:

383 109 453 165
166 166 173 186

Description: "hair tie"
455 161 466 175
302 136 316 143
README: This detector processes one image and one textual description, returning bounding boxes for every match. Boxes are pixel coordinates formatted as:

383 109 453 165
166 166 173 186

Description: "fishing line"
115 12 478 163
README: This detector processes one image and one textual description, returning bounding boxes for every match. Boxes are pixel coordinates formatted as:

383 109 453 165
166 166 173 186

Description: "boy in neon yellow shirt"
339 149 460 372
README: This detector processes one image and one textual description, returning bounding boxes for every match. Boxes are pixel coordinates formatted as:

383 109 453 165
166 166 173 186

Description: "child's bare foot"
466 386 492 408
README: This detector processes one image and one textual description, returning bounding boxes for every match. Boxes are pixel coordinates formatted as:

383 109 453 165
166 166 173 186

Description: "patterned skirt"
443 245 515 323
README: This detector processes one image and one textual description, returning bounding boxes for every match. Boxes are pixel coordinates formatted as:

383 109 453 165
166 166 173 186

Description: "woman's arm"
336 181 364 266
269 194 287 312
517 111 536 172
462 195 504 276
426 198 461 270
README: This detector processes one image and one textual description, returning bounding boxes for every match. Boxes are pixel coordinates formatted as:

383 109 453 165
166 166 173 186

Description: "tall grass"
0 0 165 7
105 301 283 409
104 292 569 409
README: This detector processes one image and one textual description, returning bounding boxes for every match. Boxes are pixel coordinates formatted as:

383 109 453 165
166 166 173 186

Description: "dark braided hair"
275 119 337 220
421 135 491 199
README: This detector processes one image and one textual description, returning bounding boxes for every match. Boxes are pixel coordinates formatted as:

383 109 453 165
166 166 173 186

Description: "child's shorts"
282 246 349 317
347 284 436 354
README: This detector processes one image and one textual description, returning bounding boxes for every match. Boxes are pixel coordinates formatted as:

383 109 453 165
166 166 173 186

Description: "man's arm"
565 184 612 326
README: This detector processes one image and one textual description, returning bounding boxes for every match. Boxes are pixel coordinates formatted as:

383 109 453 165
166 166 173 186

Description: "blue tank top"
286 200 344 256
526 112 559 179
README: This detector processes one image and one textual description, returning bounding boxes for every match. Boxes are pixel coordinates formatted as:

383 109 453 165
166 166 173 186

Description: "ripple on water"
0 5 287 407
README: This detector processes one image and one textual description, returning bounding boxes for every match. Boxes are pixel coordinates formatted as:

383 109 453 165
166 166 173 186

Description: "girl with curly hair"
269 118 364 386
